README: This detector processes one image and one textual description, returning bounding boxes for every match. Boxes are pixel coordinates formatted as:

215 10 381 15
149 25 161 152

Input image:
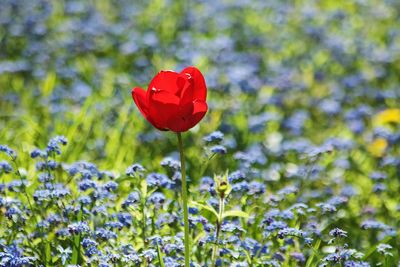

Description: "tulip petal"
192 99 208 115
149 89 180 105
132 87 166 130
148 89 180 130
178 73 194 106
132 87 149 118
167 102 194 132
180 66 207 101
187 100 208 129
148 70 182 96
167 100 208 132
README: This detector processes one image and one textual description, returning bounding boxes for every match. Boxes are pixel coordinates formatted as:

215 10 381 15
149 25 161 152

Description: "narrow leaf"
156 242 165 267
222 210 249 219
190 201 219 219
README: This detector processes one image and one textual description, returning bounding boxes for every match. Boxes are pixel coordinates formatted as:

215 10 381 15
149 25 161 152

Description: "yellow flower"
374 109 400 126
367 138 388 157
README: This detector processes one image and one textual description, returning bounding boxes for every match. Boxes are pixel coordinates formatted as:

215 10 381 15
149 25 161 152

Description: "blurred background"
0 0 399 171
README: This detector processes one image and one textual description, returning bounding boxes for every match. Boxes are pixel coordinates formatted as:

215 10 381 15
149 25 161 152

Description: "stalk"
177 133 190 267
212 196 224 266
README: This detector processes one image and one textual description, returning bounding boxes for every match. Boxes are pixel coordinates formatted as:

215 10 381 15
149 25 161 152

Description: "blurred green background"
1 0 398 171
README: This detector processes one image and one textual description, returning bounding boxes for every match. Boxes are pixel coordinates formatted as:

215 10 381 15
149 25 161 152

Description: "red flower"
132 66 208 132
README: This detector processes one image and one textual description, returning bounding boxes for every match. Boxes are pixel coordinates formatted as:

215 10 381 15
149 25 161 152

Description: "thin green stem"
141 199 147 248
11 157 48 265
198 153 217 180
212 197 224 266
177 133 190 267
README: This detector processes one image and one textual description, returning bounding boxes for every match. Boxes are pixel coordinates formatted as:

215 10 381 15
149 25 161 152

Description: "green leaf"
45 242 51 265
71 206 83 265
140 179 147 197
115 176 132 183
305 239 321 267
222 210 249 219
190 201 219 219
71 234 81 265
156 242 165 267
41 72 56 97
147 187 158 196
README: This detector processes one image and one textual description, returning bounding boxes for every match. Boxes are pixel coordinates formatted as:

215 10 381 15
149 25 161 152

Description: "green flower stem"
177 133 190 267
141 198 147 248
212 197 224 266
11 158 47 264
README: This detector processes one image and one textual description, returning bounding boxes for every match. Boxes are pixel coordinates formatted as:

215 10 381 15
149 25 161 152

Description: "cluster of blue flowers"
0 129 397 266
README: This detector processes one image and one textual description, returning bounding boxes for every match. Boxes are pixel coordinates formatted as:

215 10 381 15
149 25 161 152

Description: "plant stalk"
177 133 190 267
212 196 224 266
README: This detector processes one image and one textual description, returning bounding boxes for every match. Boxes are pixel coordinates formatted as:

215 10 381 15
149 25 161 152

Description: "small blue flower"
56 228 70 237
81 238 99 257
0 160 13 174
160 157 181 171
30 149 47 159
241 238 267 257
264 220 287 232
203 131 224 143
188 207 198 215
46 136 67 155
343 260 370 267
155 213 177 227
0 145 16 159
38 173 53 183
78 180 97 191
199 176 215 193
361 220 388 230
329 228 348 238
95 228 117 241
221 223 245 233
141 249 157 262
68 222 90 234
147 192 166 208
104 221 124 230
36 220 50 230
126 164 145 176
316 203 337 214
231 181 249 193
228 170 245 183
376 244 393 256
122 192 140 208
46 214 62 226
210 145 227 155
57 245 72 265
372 183 386 193
5 206 25 222
78 196 92 205
117 212 133 227
277 227 304 239
248 181 265 195
7 180 23 192
146 173 174 188
290 252 305 262
103 181 118 192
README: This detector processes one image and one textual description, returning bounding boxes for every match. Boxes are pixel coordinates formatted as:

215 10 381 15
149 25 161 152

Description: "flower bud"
214 171 231 199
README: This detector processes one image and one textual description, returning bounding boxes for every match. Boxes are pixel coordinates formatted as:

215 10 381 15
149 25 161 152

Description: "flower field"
0 0 399 266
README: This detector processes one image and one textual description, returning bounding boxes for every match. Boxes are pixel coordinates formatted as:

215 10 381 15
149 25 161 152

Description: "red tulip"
132 66 208 132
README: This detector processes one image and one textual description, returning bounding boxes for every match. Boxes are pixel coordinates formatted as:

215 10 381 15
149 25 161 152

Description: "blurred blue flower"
203 131 224 143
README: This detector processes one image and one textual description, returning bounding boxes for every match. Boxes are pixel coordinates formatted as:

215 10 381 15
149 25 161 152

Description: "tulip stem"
177 132 190 267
